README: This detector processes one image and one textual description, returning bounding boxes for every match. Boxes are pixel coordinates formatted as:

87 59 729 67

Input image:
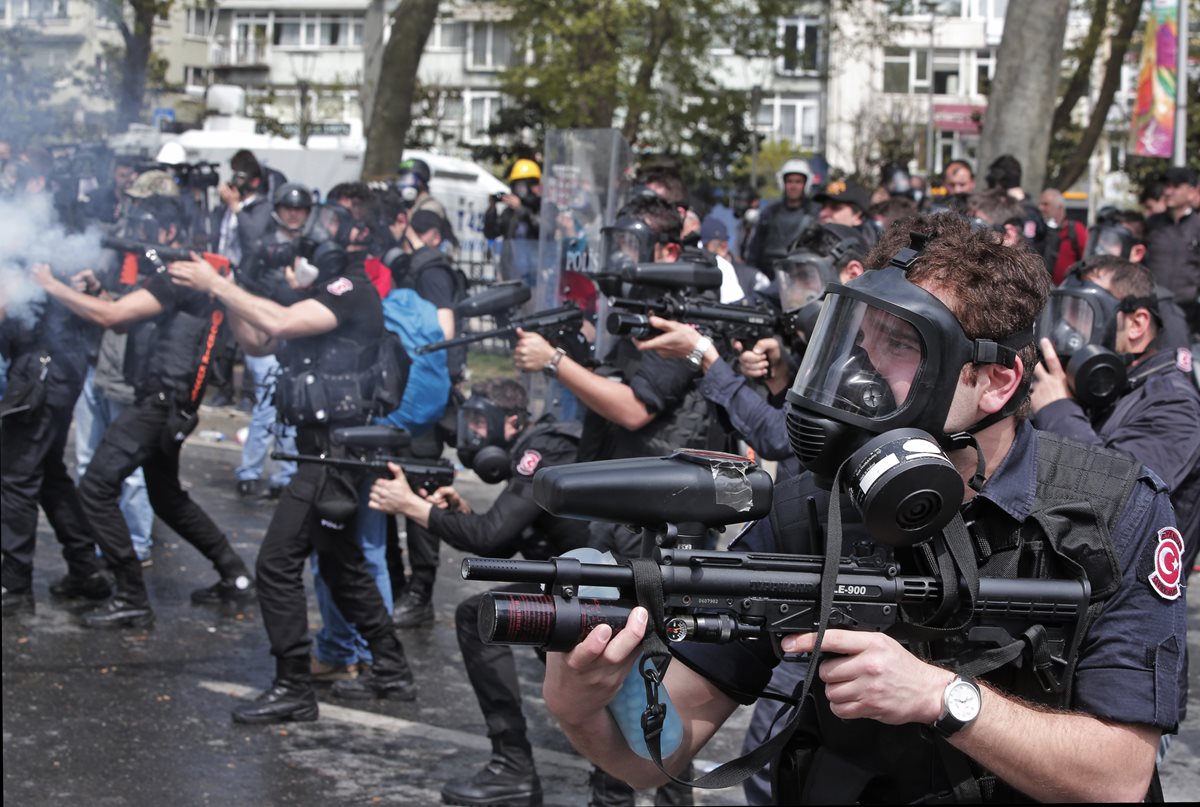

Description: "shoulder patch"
1176 347 1192 374
326 277 354 296
1147 527 1184 601
516 449 543 477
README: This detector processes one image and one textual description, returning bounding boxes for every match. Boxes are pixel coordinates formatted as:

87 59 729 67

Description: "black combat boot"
587 767 635 807
190 573 256 605
331 632 416 701
49 570 113 600
392 585 434 629
2 585 34 617
80 565 154 629
231 656 319 724
441 731 543 806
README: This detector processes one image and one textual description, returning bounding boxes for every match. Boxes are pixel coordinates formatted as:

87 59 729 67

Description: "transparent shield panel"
792 297 926 419
1037 294 1096 357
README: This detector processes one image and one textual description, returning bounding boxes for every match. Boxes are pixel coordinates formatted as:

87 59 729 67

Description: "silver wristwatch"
542 347 567 377
932 675 982 738
686 336 713 370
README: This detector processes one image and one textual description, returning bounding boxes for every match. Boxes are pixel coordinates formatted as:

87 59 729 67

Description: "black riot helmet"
1036 282 1127 409
784 240 1033 545
456 387 529 484
396 158 432 205
294 203 354 286
274 182 313 211
1084 224 1139 260
596 216 666 297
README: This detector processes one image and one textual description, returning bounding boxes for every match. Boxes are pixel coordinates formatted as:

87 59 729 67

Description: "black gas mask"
395 171 425 206
294 204 354 288
1036 283 1127 409
785 243 1033 546
596 217 670 298
456 397 525 484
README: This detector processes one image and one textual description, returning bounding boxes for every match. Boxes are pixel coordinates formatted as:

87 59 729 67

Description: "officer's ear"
977 355 1024 416
841 259 864 282
1129 243 1146 263
658 242 681 262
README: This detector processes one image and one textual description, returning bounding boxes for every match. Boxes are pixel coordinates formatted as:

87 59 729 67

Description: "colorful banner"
1131 0 1179 158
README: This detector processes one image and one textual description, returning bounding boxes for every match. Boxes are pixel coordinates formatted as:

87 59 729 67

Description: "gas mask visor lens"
456 406 492 453
600 227 650 276
304 204 344 245
124 210 161 243
1084 226 1134 258
1037 292 1096 358
775 254 832 311
792 296 924 420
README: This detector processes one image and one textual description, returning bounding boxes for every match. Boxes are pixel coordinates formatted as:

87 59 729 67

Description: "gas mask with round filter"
294 203 356 288
456 396 526 484
785 241 1033 547
1036 283 1128 410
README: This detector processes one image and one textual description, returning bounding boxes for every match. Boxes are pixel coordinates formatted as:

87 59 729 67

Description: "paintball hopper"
533 449 773 529
454 280 531 318
621 261 723 292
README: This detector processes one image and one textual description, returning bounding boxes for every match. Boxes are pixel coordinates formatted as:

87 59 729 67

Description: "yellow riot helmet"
507 159 541 182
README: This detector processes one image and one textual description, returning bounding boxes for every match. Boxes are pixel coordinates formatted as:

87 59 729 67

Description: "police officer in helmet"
169 202 417 722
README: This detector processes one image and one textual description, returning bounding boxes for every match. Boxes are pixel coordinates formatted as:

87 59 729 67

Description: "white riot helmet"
777 158 812 189
156 142 187 166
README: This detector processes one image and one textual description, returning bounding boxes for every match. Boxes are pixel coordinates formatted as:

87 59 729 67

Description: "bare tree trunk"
1051 0 1109 135
1051 0 1143 189
620 2 675 145
978 0 1071 193
112 1 158 131
361 0 439 179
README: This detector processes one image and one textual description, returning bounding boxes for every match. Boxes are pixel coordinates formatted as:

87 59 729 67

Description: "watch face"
946 680 981 721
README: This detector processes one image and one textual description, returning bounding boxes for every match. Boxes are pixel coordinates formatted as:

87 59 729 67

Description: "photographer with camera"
541 212 1184 804
485 159 542 288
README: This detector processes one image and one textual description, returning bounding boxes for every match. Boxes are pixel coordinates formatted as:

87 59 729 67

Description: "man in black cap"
1143 166 1200 335
815 180 878 246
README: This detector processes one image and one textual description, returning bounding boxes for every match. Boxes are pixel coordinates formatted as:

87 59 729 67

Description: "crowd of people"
1 138 1198 805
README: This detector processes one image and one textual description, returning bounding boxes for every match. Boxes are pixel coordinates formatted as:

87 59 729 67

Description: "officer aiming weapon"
607 295 780 345
417 301 590 365
273 425 454 494
101 236 232 276
462 452 1091 694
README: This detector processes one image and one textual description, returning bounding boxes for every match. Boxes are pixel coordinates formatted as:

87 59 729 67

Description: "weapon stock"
272 452 455 494
416 303 589 364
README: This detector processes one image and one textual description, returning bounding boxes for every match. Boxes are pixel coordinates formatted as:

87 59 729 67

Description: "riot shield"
526 130 635 420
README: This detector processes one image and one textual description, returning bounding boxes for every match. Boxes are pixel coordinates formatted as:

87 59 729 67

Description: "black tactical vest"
275 332 409 429
771 430 1142 804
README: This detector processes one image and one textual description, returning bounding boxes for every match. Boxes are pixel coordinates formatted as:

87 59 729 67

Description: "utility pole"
750 85 763 188
1175 0 1189 167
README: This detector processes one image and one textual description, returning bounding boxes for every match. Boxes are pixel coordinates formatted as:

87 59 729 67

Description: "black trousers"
77 396 244 596
456 585 538 738
256 461 395 660
0 402 102 591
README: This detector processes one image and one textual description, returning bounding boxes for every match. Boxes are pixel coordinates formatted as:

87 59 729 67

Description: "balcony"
210 39 270 68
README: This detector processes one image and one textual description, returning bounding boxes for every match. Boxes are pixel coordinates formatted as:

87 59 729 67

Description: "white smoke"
0 193 105 329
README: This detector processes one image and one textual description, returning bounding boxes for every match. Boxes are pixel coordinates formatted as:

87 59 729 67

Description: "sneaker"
311 656 359 683
236 479 261 498
191 574 256 605
392 589 434 629
260 484 285 501
80 596 154 629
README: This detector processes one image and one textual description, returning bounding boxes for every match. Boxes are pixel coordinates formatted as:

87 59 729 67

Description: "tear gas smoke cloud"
0 192 104 328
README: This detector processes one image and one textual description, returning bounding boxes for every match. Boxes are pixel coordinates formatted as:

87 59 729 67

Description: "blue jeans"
235 353 297 487
311 478 392 666
74 367 154 561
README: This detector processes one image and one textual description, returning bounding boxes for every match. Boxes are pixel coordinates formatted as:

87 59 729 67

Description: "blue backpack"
378 288 450 433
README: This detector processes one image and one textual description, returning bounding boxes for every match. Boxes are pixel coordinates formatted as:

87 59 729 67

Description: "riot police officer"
368 377 588 807
168 202 415 722
32 194 255 628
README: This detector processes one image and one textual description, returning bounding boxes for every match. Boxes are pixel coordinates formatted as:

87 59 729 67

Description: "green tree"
496 0 791 186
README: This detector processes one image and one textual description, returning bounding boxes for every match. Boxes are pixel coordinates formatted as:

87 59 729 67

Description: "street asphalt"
3 406 1199 804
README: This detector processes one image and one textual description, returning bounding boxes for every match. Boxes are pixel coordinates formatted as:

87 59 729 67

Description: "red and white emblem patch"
326 277 353 296
1148 527 1185 601
1176 347 1193 374
516 449 542 477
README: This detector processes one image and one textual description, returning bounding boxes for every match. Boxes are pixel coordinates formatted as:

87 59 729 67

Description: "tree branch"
1050 0 1109 135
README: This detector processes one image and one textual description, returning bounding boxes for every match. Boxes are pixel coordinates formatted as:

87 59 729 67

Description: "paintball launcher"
461 453 1090 693
416 301 591 365
607 296 780 344
272 425 454 494
101 236 231 276
453 280 531 319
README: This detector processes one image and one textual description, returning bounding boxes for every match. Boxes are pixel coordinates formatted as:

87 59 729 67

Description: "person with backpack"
1038 189 1088 285
384 208 468 629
